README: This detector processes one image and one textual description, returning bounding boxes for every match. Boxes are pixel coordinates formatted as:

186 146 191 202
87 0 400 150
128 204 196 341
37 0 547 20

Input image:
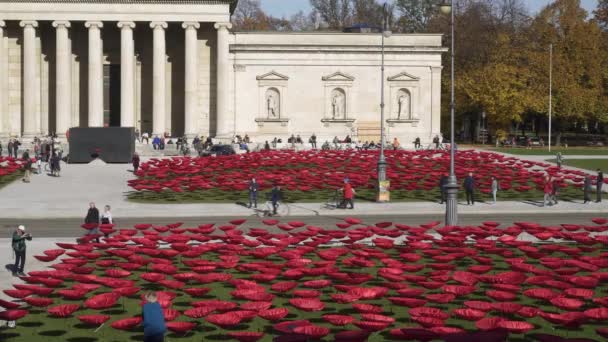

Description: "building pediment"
388 72 419 81
322 71 355 82
256 71 289 81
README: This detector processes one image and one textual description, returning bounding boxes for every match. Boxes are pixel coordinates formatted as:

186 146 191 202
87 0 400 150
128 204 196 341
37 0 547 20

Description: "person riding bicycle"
270 184 283 216
339 179 355 209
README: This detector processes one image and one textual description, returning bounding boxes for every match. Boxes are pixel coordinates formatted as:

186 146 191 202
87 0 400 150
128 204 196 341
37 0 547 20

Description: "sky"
260 0 598 19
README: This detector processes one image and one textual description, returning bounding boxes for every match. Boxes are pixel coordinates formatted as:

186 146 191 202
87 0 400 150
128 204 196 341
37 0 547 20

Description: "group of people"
247 178 284 216
437 169 604 206
1 139 22 158
84 202 113 242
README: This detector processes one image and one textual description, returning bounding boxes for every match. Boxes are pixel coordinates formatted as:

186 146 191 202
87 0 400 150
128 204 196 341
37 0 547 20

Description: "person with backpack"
12 225 32 277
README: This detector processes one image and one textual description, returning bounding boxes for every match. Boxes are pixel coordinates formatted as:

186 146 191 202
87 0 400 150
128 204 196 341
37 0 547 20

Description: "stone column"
118 21 135 128
182 22 199 137
150 21 167 136
20 20 39 137
0 21 5 138
85 21 103 127
214 22 232 138
53 21 72 137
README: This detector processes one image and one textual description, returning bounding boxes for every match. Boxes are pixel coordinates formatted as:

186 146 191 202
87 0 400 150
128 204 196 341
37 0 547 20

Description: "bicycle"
323 190 341 210
254 201 289 217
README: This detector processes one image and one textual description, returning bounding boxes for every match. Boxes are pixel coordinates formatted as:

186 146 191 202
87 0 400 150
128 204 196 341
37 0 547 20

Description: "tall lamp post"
440 0 458 225
377 3 392 202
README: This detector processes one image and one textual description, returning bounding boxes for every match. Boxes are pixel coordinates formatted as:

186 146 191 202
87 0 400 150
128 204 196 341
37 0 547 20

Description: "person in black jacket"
85 202 100 242
463 172 475 205
597 169 604 203
248 178 259 209
12 225 32 277
439 175 448 204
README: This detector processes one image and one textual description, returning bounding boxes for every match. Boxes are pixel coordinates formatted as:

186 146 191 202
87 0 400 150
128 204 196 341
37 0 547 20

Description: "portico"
0 0 445 144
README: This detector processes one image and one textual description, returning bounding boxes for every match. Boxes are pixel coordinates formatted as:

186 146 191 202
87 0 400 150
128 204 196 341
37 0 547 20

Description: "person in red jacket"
340 180 355 209
543 175 553 207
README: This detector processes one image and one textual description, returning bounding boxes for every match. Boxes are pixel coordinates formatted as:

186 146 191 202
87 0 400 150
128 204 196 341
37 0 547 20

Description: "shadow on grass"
39 330 67 337
20 321 44 328
66 337 99 342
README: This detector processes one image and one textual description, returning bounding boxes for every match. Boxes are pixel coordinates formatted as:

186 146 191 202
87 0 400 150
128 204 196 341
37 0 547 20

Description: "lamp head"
440 1 452 15
383 30 392 38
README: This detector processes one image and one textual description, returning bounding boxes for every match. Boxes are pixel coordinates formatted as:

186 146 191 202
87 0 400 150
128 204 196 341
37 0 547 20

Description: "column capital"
52 20 71 28
182 22 200 30
85 21 103 29
150 21 168 29
117 21 136 29
214 22 232 30
19 20 38 28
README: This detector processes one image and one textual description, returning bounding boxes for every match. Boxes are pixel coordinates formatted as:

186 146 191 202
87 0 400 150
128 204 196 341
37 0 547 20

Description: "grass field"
0 171 22 190
127 185 586 204
1 240 606 341
487 147 608 156
545 159 608 173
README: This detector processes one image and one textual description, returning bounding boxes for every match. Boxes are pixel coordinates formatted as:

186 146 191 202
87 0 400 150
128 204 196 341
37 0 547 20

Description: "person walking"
551 177 560 205
85 202 101 242
248 177 259 209
12 225 32 277
584 175 592 204
101 205 113 225
439 174 448 204
132 153 141 173
270 184 283 216
340 180 355 209
463 172 475 205
142 292 166 342
597 169 604 203
556 152 563 169
543 176 553 207
491 176 499 204
22 151 32 183
50 152 61 177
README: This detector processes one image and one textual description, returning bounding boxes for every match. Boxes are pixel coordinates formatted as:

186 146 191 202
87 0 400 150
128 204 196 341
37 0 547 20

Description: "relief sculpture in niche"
397 89 411 120
331 88 346 119
266 88 280 118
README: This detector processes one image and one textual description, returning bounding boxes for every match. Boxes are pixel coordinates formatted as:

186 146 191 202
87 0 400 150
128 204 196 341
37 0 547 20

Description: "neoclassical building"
0 0 445 143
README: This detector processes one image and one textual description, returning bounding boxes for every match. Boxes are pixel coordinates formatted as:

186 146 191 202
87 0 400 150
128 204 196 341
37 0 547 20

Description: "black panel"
68 127 135 164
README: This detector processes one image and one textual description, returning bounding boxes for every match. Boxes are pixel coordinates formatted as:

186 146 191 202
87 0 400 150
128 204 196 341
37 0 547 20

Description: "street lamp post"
440 0 458 225
377 3 392 202
548 43 553 153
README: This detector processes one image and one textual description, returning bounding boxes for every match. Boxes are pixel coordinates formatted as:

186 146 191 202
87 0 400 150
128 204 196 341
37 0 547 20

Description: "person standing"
491 176 499 204
311 133 317 149
556 152 563 169
248 177 259 209
597 169 604 203
132 153 141 173
85 202 100 242
439 174 448 204
13 139 21 158
392 138 400 151
543 176 553 207
270 185 283 216
340 180 355 209
12 225 32 277
463 172 475 205
0 140 3 156
7 140 13 158
50 153 61 177
413 137 421 150
142 292 166 342
584 176 592 204
433 135 440 150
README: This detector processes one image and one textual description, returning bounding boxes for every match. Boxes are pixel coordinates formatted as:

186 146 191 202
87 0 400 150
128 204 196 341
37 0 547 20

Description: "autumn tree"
309 0 352 29
595 0 608 30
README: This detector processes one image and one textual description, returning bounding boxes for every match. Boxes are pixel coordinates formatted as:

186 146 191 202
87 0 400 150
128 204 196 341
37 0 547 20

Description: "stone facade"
0 0 445 144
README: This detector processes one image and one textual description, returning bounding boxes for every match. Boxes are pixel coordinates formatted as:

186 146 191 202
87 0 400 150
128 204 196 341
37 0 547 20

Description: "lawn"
488 147 608 156
0 171 21 190
2 218 608 341
546 159 608 173
127 150 591 204
127 184 587 204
